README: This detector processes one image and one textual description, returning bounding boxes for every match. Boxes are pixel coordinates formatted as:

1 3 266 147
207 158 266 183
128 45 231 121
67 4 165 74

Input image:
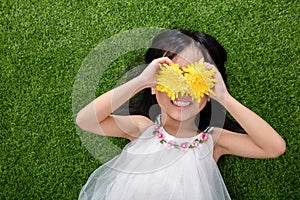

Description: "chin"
166 107 199 122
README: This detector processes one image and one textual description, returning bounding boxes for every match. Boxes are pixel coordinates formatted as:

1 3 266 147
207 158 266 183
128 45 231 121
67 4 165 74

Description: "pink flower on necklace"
153 123 211 150
192 141 201 147
157 132 165 139
154 125 160 131
167 141 173 148
180 142 189 149
201 133 209 141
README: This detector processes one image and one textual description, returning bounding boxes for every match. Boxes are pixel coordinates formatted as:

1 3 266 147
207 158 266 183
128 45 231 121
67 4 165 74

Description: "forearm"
224 94 286 156
76 76 149 129
76 57 172 133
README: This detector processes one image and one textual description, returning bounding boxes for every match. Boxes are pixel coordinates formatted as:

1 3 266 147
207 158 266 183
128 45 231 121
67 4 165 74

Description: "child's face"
155 45 209 121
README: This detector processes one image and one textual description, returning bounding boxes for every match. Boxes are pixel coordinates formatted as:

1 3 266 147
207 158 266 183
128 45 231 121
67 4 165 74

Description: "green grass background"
1 0 299 199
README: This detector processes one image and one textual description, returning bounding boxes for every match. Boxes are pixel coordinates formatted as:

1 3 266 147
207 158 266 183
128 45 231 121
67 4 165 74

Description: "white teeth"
173 100 191 107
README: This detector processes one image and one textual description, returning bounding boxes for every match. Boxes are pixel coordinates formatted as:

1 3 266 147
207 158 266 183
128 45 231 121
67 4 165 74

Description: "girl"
76 28 286 199
129 29 247 134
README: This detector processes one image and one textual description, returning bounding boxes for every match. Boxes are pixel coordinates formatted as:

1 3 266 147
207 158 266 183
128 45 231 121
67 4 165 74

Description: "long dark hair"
129 28 246 133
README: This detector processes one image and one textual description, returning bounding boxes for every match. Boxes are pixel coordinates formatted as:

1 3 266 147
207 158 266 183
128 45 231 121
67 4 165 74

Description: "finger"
204 62 216 70
155 57 173 66
162 57 173 66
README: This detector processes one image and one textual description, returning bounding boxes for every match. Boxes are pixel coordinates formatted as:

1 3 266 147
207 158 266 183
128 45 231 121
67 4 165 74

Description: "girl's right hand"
138 57 173 88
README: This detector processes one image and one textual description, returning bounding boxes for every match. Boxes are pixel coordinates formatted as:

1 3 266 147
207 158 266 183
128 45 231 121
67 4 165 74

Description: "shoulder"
209 127 224 161
210 127 247 161
211 127 245 154
125 115 154 141
135 115 154 133
97 115 153 141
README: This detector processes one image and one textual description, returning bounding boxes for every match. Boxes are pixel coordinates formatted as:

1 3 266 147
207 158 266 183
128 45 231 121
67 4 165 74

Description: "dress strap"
155 114 161 125
204 126 213 133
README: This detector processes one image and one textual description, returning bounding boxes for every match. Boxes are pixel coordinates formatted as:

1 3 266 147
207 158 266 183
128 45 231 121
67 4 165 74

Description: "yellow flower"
182 58 217 102
155 63 191 101
155 59 217 102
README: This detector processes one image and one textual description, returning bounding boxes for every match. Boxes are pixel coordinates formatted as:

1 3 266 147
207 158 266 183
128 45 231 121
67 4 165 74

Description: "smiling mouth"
171 100 192 107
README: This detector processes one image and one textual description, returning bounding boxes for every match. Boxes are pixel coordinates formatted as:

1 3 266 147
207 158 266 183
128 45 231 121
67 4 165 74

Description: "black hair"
129 28 246 134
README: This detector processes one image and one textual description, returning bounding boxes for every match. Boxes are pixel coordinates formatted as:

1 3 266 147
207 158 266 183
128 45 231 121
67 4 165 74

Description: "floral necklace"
153 117 212 150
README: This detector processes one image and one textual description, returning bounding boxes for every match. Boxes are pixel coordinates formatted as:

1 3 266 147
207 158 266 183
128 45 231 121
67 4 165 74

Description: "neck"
160 113 198 138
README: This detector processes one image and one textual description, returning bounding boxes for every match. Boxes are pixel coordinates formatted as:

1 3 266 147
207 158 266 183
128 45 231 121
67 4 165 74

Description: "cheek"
197 96 209 111
155 91 170 106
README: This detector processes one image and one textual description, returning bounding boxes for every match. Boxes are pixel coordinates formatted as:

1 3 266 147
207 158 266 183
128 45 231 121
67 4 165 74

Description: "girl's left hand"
205 62 229 105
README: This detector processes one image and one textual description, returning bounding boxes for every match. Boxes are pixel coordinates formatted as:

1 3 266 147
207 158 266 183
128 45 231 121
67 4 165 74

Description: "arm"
215 94 286 158
209 64 286 159
76 57 173 140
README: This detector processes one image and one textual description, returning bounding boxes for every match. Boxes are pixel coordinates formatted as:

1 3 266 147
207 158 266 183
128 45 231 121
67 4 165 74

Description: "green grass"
1 0 299 199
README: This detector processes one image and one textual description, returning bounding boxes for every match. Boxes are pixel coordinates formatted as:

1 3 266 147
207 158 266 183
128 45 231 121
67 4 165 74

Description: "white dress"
79 117 231 200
